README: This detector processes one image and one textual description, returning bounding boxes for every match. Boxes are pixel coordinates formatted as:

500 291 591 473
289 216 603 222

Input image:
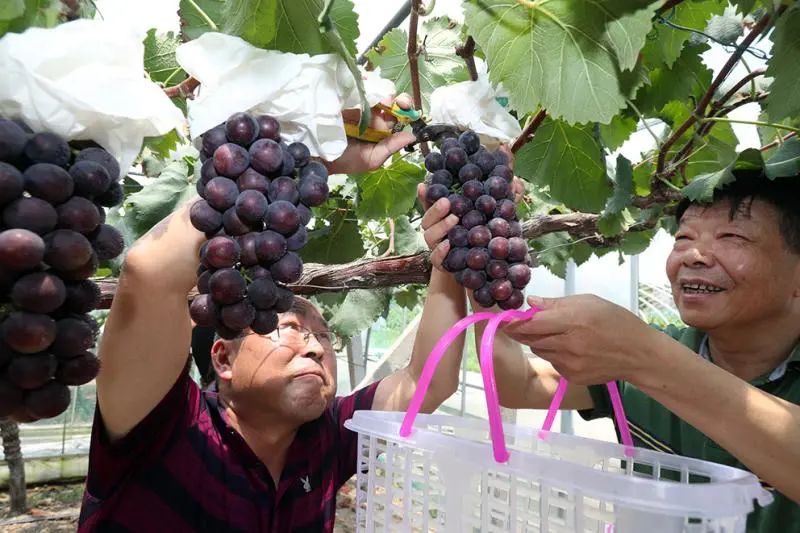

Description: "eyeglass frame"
241 323 344 351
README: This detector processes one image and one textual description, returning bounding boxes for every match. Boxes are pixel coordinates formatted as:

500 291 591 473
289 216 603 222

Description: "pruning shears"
343 102 462 148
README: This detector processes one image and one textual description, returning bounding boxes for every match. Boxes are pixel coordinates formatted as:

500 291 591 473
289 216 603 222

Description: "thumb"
527 295 556 310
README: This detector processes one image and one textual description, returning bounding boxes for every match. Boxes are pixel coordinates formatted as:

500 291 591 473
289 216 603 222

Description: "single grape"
473 286 495 308
197 270 212 294
296 203 312 226
75 147 120 180
0 379 23 417
57 196 101 234
467 225 491 248
251 310 279 334
255 230 287 264
56 352 100 386
44 230 93 271
453 269 465 285
488 236 510 260
494 199 516 220
0 162 24 205
50 317 95 357
235 190 268 224
190 200 223 234
447 225 468 248
221 299 256 331
7 353 57 390
487 217 510 238
3 197 58 235
508 237 528 262
214 323 241 340
237 232 260 267
273 286 294 313
0 119 29 162
498 289 524 310
237 168 270 194
286 225 308 251
509 220 523 238
208 268 246 305
247 265 272 281
1 312 57 354
461 180 484 201
24 163 74 204
225 112 259 146
205 177 239 211
63 280 101 314
213 143 250 178
447 194 472 217
200 158 218 185
466 247 490 270
471 149 496 176
268 176 299 204
265 201 300 235
25 132 70 167
457 163 482 185
95 181 124 208
489 279 513 302
0 229 45 271
280 148 295 176
444 247 468 272
458 131 481 155
11 272 66 313
461 210 486 230
424 152 444 172
493 149 510 167
508 263 531 289
24 381 71 419
247 277 279 310
270 252 303 284
299 162 328 183
440 138 459 153
91 224 124 260
249 139 283 176
425 184 449 205
486 259 509 280
474 195 497 216
190 294 217 326
461 269 487 290
256 115 281 141
429 169 453 188
204 236 241 269
485 176 509 200
202 125 228 157
69 161 111 198
445 147 468 175
222 207 251 236
287 142 310 167
490 165 514 182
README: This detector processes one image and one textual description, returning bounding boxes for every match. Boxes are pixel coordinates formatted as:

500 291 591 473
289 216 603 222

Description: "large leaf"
634 44 712 115
682 148 763 202
385 215 426 256
764 4 800 122
704 12 743 45
354 159 425 220
220 0 277 48
641 0 724 68
0 0 24 21
464 0 660 123
330 289 391 338
178 0 226 41
599 114 638 151
599 155 635 236
0 0 61 38
302 203 364 264
262 0 359 56
123 159 197 237
366 16 469 112
764 137 800 179
515 118 611 212
143 29 187 85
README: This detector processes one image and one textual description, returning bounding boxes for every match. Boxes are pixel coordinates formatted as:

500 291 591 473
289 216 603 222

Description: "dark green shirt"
581 325 800 533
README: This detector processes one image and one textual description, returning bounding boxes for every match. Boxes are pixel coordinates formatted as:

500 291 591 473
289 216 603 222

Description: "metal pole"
560 260 577 435
630 254 640 316
357 1 413 64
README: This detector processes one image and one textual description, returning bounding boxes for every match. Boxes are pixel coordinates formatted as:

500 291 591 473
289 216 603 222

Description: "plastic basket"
344 309 772 532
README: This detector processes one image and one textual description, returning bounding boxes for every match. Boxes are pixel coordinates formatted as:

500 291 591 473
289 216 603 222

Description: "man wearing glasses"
77 111 464 531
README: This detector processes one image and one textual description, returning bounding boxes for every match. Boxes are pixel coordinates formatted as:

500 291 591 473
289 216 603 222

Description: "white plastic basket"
344 310 772 532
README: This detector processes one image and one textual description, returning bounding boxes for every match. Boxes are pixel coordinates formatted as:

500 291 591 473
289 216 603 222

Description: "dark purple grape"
190 293 217 326
467 225 491 248
273 286 294 313
1 312 56 354
196 179 206 198
205 177 239 211
50 317 95 357
485 176 509 200
75 147 120 180
287 142 310 167
453 269 464 285
298 178 328 207
237 168 269 194
3 197 57 235
508 263 531 289
486 259 509 280
255 230 287 264
213 143 250 178
200 158 218 184
440 138 459 152
457 163 482 184
23 163 74 204
214 323 240 340
466 247 490 270
0 379 24 417
425 152 444 172
0 119 28 162
57 253 98 282
197 270 212 295
458 131 481 155
25 132 70 167
489 279 513 302
487 217 510 238
474 195 497 216
247 277 278 310
69 161 112 198
222 207 250 235
190 200 223 234
44 230 93 271
426 184 449 205
490 165 514 182
225 112 259 146
265 200 300 235
237 232 259 267
0 229 44 271
56 352 100 385
11 272 66 313
473 286 495 308
445 147 468 175
235 190 268 223
471 149 497 176
461 180 484 201
221 299 256 331
57 197 101 234
63 280 100 313
247 265 272 281
91 224 124 260
461 210 486 230
268 176 299 204
488 236 510 260
429 169 453 188
498 289 524 310
280 149 295 176
461 269 486 290
299 161 328 183
0 162 24 205
444 247 468 272
251 310 279 334
508 237 528 262
296 203 312 226
95 181 124 208
204 236 240 268
256 115 281 141
208 268 246 305
447 225 468 248
286 225 308 251
7 353 57 389
270 252 302 283
509 220 523 238
447 194 472 217
202 125 228 157
495 199 517 220
249 139 283 175
493 149 510 167
24 381 71 419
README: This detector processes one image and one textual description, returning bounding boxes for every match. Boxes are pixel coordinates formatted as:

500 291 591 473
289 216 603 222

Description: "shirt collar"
698 334 800 385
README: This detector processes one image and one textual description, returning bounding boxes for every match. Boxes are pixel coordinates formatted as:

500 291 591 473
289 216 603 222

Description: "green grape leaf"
764 4 800 122
220 0 277 48
764 137 800 179
634 44 712 115
303 205 365 264
263 0 359 56
599 113 638 151
633 158 653 196
642 0 724 68
143 29 187 85
390 216 426 255
0 0 25 21
123 159 196 237
178 0 226 41
531 233 571 278
141 130 182 161
515 118 611 212
393 286 425 311
618 229 654 255
730 0 756 15
353 159 425 220
599 155 635 236
704 13 743 45
0 0 61 38
330 289 391 338
682 148 763 201
464 0 660 123
366 16 469 112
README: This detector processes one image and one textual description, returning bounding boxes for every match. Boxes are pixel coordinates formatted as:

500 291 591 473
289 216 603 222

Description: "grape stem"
456 36 478 82
510 109 547 153
760 132 797 152
163 76 200 99
408 0 429 155
379 218 397 258
700 117 800 135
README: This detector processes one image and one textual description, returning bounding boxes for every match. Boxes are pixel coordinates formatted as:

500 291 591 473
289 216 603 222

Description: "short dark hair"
675 171 800 254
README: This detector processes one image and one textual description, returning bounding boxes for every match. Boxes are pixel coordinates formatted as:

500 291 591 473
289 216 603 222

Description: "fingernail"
435 198 449 210
446 214 459 224
528 296 544 308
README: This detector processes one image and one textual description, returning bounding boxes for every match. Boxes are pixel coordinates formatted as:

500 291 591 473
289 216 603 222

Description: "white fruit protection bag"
0 19 184 177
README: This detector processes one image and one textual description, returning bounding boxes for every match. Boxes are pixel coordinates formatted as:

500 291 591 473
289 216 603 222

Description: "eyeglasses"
258 323 344 351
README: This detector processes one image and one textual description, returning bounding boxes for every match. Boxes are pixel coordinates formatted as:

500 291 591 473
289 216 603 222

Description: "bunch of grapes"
425 131 531 309
189 112 329 339
0 118 126 421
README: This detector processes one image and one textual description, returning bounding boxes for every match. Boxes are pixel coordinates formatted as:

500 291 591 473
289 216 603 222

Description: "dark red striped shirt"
78 368 380 532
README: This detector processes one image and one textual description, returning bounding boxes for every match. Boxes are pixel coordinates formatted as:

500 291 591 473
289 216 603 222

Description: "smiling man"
419 170 800 531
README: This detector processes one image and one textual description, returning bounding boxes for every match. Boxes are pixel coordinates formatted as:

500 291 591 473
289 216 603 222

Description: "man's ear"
210 339 236 382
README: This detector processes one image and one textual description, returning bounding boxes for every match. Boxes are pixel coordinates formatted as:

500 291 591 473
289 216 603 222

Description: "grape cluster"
190 112 329 339
425 131 531 309
0 118 125 421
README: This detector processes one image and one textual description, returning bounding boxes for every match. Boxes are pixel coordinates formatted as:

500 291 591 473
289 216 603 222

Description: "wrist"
625 327 680 388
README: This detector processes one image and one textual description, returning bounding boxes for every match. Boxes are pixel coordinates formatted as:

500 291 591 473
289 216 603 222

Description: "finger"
421 197 451 230
424 214 459 249
394 93 414 110
417 183 430 210
431 240 450 271
499 144 514 170
511 177 525 203
370 131 417 169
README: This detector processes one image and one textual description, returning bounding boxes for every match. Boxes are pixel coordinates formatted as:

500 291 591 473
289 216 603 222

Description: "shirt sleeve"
84 363 201 500
331 379 382 487
578 383 614 421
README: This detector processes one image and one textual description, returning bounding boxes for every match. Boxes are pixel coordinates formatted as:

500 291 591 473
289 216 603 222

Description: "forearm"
634 334 800 503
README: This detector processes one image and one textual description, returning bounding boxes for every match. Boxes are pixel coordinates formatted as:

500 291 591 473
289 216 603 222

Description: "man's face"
666 198 800 333
218 310 338 423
